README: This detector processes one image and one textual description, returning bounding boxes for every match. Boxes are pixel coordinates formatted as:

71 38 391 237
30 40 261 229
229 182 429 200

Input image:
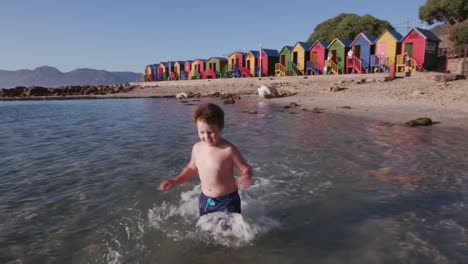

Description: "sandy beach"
125 71 468 129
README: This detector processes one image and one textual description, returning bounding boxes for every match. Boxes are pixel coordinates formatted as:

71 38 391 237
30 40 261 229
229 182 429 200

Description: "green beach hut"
275 45 294 76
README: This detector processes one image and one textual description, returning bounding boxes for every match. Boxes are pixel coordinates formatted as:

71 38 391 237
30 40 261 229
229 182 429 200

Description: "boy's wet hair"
193 103 225 129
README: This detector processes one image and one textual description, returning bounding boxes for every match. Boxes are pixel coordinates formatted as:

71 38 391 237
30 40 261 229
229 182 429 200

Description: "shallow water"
1 98 467 263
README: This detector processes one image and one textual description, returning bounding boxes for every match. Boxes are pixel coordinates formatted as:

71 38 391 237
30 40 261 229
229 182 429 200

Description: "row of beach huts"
143 27 442 82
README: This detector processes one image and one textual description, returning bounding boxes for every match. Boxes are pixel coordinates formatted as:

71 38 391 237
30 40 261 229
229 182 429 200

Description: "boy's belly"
201 180 238 198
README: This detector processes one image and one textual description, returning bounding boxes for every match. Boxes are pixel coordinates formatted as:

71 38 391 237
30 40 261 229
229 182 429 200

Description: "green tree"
307 13 394 43
419 0 467 26
419 0 468 48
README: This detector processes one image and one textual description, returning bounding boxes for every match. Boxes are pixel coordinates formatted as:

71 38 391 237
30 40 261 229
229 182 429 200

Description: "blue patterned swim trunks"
199 190 241 216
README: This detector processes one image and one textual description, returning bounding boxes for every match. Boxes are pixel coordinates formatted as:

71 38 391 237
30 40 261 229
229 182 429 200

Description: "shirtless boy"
158 103 253 216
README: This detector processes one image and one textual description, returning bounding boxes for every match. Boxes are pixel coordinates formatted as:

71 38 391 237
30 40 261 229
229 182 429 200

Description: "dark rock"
224 98 235 104
283 102 300 109
311 107 323 113
404 117 433 127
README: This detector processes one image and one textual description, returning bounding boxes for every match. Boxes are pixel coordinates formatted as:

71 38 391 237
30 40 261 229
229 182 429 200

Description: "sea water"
0 98 467 263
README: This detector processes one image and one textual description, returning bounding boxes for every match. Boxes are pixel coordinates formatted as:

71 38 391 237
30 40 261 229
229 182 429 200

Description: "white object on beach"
176 92 188 99
257 85 277 98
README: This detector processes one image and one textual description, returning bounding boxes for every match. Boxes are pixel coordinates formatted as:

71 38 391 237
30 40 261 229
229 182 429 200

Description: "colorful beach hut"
291 41 313 75
259 48 279 76
151 64 158 81
203 57 228 79
275 46 293 76
326 38 352 74
348 33 377 73
372 30 403 72
397 27 441 71
189 59 205 80
245 50 260 76
227 51 250 77
308 41 329 75
145 65 154 81
157 62 168 81
182 60 193 80
173 61 186 80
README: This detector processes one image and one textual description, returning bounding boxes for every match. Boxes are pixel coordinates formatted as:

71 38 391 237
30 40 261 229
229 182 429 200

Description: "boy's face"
196 120 222 146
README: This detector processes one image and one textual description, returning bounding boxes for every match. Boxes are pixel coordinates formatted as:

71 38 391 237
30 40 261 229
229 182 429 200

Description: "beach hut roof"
280 46 294 53
327 38 352 48
174 61 185 64
184 60 194 63
312 40 329 49
248 50 260 57
262 49 279 56
412 27 441 42
207 57 228 61
227 50 248 57
388 30 404 41
350 32 378 46
375 30 404 43
295 41 313 50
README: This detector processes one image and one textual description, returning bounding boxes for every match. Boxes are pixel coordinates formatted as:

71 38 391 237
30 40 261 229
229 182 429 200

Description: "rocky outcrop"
0 84 136 98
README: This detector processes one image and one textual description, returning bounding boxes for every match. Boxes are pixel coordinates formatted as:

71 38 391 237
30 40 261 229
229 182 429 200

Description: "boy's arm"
158 147 198 191
232 145 253 189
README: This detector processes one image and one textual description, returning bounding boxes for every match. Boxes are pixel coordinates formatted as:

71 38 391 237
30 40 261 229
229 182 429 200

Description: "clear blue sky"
0 0 432 73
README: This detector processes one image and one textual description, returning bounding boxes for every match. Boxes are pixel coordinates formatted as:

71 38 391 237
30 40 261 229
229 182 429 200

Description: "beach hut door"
376 42 385 56
311 52 318 63
404 44 413 56
281 55 286 66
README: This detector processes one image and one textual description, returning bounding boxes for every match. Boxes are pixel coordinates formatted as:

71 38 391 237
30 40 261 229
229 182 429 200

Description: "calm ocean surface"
1 98 467 264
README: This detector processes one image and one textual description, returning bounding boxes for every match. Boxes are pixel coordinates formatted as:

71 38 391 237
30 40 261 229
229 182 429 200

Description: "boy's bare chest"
195 148 231 170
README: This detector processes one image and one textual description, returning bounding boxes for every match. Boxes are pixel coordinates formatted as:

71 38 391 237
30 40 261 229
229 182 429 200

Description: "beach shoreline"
2 71 467 129
108 71 468 129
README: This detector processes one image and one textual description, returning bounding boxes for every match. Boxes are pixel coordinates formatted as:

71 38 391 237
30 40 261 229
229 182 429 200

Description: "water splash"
148 185 280 247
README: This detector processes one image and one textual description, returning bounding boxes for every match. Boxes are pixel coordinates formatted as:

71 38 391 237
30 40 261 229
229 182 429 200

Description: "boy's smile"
196 120 222 146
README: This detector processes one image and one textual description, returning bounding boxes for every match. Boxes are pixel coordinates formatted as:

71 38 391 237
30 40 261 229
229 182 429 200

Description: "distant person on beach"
347 49 353 58
158 103 253 216
405 52 411 66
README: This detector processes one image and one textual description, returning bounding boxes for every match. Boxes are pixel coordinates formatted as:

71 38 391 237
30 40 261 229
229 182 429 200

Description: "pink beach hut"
182 60 193 80
308 41 329 74
258 48 279 77
397 27 441 72
157 62 168 81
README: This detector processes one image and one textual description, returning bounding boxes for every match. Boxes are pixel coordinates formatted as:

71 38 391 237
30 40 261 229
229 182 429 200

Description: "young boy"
158 103 253 216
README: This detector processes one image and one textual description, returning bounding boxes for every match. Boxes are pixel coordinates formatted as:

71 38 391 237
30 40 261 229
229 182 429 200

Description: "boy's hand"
237 175 252 189
158 180 174 191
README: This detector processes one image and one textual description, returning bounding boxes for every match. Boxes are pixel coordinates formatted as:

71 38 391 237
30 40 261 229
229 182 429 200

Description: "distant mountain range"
0 66 142 88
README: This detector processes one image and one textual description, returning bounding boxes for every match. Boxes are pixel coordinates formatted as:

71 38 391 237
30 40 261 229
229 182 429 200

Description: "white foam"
148 185 280 247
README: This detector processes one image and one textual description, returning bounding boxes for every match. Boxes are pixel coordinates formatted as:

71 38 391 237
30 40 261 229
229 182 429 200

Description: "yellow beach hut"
291 41 313 75
372 30 403 72
245 50 260 76
173 61 185 80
